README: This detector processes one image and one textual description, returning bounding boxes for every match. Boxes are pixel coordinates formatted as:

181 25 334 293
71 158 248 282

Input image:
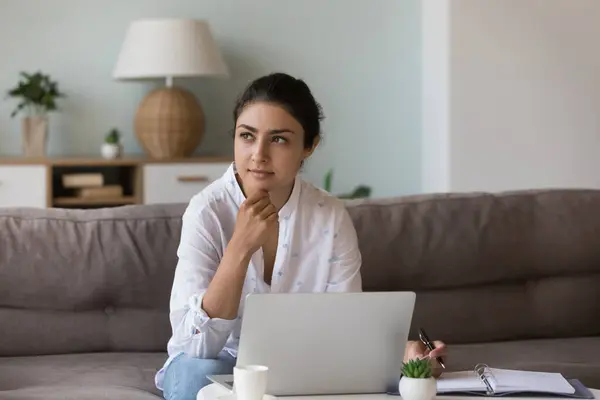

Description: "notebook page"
436 371 487 393
490 368 575 394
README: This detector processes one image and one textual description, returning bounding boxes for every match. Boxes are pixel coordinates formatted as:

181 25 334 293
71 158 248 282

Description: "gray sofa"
1 189 599 399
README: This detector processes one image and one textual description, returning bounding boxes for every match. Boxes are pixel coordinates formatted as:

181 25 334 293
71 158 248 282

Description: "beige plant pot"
22 116 48 157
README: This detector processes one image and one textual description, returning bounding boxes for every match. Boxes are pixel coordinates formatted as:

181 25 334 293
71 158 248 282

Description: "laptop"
208 291 416 396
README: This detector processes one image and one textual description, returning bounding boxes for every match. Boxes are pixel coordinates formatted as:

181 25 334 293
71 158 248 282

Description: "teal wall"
0 0 421 197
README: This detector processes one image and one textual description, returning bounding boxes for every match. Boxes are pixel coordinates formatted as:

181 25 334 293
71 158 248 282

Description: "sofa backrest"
349 189 600 345
0 204 185 357
1 189 599 356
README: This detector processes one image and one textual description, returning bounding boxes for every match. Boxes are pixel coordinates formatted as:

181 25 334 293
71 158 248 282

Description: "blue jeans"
163 352 236 400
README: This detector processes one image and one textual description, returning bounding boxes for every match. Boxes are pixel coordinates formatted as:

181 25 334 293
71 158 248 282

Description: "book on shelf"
62 173 104 188
75 185 123 198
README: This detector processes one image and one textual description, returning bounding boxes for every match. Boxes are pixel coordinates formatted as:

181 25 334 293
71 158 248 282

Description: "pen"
418 327 445 369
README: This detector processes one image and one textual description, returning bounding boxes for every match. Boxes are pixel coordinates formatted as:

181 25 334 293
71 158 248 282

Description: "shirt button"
104 306 115 315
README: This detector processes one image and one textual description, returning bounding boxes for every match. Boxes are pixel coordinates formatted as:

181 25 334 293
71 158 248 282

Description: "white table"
197 383 392 400
198 383 599 400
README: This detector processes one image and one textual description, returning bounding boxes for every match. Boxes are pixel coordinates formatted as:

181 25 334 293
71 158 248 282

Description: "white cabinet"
143 162 230 204
0 158 232 208
0 165 47 208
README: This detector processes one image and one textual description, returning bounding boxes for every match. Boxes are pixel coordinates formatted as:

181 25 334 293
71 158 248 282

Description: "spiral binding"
474 363 496 395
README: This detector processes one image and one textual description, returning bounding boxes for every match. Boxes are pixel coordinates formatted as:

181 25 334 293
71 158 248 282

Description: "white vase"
101 143 122 159
399 377 437 400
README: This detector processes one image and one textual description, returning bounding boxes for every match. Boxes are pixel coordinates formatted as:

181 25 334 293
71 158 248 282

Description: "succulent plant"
401 358 433 379
105 128 121 144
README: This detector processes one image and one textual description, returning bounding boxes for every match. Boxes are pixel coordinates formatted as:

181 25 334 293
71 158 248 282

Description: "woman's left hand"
404 340 448 378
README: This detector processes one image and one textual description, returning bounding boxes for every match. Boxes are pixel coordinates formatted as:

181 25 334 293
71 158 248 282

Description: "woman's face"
234 102 317 197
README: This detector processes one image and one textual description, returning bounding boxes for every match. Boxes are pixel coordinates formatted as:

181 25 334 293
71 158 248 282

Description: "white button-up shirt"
155 163 362 390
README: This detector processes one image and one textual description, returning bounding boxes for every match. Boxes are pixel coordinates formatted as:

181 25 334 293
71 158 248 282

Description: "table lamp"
113 18 229 159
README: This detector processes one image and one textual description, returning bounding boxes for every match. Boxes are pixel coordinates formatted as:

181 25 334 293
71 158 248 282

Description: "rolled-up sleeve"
325 207 363 293
167 199 237 359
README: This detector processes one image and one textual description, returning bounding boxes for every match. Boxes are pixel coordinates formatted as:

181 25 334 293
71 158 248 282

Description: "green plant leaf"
105 128 121 144
10 102 26 118
324 169 333 192
6 70 65 118
401 358 432 379
321 168 372 199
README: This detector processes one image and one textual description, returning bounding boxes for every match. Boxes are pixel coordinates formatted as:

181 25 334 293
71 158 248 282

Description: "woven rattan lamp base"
134 87 205 159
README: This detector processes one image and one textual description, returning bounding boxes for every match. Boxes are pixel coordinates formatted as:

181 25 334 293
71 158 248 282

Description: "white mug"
233 365 269 400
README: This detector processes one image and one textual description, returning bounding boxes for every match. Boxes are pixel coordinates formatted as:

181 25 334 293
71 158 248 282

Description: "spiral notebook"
435 364 594 398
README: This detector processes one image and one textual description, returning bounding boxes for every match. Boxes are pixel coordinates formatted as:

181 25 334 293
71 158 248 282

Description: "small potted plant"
101 128 123 159
6 71 65 157
399 358 437 400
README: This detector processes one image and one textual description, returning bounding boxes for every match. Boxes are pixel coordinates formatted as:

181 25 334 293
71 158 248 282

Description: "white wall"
421 0 449 193
423 0 600 193
0 0 422 198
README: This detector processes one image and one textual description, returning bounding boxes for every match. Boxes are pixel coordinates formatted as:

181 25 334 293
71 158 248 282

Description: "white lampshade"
113 18 229 80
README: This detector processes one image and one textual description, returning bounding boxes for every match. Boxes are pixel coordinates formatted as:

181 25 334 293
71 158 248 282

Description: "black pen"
418 327 445 369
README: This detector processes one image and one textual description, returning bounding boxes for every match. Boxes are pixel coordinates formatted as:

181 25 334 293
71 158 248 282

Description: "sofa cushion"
0 352 166 399
447 336 600 389
0 205 185 356
347 190 600 344
1 338 598 399
0 386 158 400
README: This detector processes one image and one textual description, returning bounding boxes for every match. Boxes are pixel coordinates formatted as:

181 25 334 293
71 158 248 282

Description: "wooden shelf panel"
52 196 138 206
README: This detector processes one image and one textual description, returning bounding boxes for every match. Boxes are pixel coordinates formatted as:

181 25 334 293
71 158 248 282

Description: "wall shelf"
0 154 232 209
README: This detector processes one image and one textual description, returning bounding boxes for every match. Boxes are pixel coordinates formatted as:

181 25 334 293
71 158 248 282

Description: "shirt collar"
226 163 245 207
226 162 301 219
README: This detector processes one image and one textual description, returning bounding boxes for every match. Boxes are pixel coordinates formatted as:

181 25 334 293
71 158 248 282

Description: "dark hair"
233 72 324 148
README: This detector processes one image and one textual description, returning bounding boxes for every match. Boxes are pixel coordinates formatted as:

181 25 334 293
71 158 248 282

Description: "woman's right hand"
231 189 278 254
202 189 277 321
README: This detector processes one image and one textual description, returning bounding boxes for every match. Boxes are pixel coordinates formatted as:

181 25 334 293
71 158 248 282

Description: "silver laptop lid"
236 291 416 396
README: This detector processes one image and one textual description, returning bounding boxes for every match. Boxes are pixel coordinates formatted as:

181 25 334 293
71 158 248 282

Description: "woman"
156 73 447 400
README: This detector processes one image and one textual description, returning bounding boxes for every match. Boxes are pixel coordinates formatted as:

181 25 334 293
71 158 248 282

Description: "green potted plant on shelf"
6 71 66 157
399 358 437 400
101 128 123 159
